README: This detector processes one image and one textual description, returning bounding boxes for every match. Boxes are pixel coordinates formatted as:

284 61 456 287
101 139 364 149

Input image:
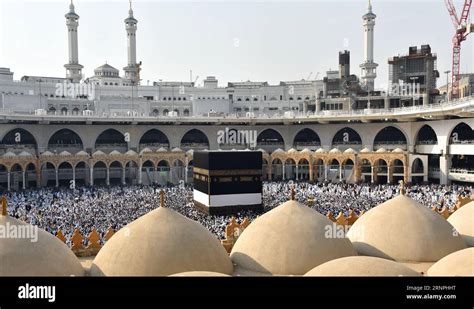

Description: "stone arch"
293 128 320 150
415 124 438 145
1 128 38 152
95 129 127 151
373 126 408 150
448 122 474 144
180 129 210 150
332 127 362 148
257 128 285 152
139 129 170 150
48 128 83 151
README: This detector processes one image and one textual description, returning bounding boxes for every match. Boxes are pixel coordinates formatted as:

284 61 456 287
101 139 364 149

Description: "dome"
329 148 341 153
427 248 474 276
90 206 233 276
92 150 106 157
392 148 404 153
301 148 311 153
360 147 370 153
315 148 326 153
344 148 357 154
273 148 284 153
156 147 168 152
447 201 474 246
0 215 84 276
287 148 297 153
376 148 387 153
171 147 182 152
125 150 137 156
139 147 152 154
75 150 89 156
59 151 71 156
40 151 54 156
93 63 120 78
186 149 194 156
169 271 230 277
18 151 32 157
230 200 356 275
109 150 122 156
347 194 466 262
3 151 16 157
304 256 420 277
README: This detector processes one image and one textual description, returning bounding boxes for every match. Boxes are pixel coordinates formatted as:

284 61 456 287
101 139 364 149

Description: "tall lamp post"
444 70 451 102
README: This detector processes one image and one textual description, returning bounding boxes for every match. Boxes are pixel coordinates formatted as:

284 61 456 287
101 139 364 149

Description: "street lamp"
444 70 451 102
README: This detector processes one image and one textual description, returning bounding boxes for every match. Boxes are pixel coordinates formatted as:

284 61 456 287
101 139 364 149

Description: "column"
7 172 10 191
106 167 110 186
384 96 390 109
122 166 126 185
309 164 314 183
72 167 76 186
282 162 286 180
36 168 41 188
339 164 343 182
138 164 142 185
55 169 59 187
295 164 299 181
324 164 328 181
90 166 94 186
371 165 374 183
22 171 26 190
387 166 391 184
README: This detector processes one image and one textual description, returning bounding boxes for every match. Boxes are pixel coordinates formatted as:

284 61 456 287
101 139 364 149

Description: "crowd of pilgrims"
4 182 472 242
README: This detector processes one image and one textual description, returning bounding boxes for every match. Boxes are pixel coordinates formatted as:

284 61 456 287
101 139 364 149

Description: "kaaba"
193 151 263 215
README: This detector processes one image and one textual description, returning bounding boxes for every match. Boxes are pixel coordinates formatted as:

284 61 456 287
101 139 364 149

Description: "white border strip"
193 190 261 207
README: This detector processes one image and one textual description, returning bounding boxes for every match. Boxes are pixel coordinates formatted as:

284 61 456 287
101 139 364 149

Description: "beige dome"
448 201 474 246
230 200 356 275
427 248 474 276
169 271 230 277
304 256 420 276
90 207 233 276
0 216 84 276
347 195 466 262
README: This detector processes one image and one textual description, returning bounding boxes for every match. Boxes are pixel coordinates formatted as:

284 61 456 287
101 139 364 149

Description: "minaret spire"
360 0 378 92
64 0 83 82
124 0 139 85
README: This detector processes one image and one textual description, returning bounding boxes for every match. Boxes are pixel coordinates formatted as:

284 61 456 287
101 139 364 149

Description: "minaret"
64 0 83 82
123 0 139 85
360 0 378 92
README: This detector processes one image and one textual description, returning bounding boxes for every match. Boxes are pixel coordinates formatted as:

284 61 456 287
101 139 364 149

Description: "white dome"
344 148 357 154
360 147 370 153
273 148 284 153
392 148 404 153
230 200 356 275
109 150 122 155
376 148 387 153
287 148 297 153
92 150 106 156
304 256 421 277
171 147 182 152
447 201 474 246
75 150 89 156
427 248 474 276
0 215 84 276
329 148 341 153
59 151 71 156
3 151 16 157
91 207 233 276
315 148 326 153
18 151 33 157
125 150 138 156
347 194 466 262
156 147 168 152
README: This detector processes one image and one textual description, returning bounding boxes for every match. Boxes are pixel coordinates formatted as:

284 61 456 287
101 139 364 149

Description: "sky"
0 0 472 88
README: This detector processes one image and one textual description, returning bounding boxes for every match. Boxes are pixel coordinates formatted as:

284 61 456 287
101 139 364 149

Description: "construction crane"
444 0 473 98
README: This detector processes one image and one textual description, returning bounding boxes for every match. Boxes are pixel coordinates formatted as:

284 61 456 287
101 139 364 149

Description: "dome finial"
69 0 75 11
399 180 406 196
1 195 7 216
160 190 165 207
368 0 372 12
